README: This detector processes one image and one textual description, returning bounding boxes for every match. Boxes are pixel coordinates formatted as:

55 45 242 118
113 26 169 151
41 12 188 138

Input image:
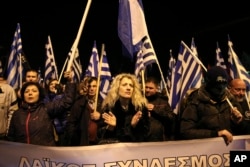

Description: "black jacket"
7 82 76 146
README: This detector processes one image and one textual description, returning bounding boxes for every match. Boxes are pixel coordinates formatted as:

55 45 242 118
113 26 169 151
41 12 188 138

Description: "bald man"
229 78 250 135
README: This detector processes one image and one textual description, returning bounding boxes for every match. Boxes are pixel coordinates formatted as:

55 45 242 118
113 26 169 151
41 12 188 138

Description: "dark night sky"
1 1 250 78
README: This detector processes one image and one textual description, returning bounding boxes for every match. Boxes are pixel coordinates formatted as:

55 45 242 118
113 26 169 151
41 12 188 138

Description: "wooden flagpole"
66 0 92 72
93 43 105 111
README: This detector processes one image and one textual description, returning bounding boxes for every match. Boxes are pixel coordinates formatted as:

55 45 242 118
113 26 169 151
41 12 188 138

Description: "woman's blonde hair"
101 73 147 110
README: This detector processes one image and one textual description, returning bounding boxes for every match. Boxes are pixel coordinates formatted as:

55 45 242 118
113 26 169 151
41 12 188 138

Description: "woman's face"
49 80 59 93
24 85 40 103
118 77 134 99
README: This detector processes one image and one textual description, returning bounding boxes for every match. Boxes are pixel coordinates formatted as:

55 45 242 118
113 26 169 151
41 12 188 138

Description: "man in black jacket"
145 77 176 141
180 66 243 145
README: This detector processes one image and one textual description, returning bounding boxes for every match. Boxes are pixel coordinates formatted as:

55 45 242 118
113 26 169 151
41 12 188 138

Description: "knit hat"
205 66 228 86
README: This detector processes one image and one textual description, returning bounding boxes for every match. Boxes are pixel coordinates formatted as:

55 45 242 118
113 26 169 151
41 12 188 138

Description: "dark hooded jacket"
180 85 242 139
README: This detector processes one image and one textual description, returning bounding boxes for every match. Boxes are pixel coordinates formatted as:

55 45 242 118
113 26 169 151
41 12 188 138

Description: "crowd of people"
0 66 250 147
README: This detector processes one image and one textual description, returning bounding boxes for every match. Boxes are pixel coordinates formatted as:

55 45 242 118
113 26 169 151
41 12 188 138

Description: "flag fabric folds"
44 35 58 85
68 48 82 83
85 41 112 100
99 50 112 99
85 41 99 77
215 42 227 70
134 49 144 80
228 38 250 94
166 50 176 93
118 0 156 63
190 38 203 89
169 41 203 114
7 23 24 89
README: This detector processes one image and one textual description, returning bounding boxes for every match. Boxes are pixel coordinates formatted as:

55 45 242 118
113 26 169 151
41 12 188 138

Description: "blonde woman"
99 73 149 143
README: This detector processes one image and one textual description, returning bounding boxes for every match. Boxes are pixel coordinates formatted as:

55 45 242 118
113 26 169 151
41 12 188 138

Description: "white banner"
1 135 250 167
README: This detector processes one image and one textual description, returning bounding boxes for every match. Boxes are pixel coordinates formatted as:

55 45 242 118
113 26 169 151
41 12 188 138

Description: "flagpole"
147 39 169 97
58 57 69 82
94 43 105 111
141 70 145 97
66 0 92 71
181 41 207 71
19 53 22 88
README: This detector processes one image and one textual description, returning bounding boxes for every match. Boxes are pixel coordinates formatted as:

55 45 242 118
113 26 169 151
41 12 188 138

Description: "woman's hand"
131 111 142 128
102 111 116 127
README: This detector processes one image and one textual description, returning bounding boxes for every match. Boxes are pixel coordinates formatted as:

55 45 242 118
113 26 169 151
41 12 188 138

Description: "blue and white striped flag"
85 41 99 77
169 41 203 114
118 0 157 65
68 48 82 83
228 37 250 95
216 42 227 70
99 50 112 99
141 36 156 66
190 38 203 89
134 49 144 80
166 50 176 93
44 35 58 85
7 23 24 89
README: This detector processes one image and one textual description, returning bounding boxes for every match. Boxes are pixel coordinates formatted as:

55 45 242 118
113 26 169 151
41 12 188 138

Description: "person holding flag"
7 70 76 146
229 78 250 135
66 76 103 146
179 66 243 146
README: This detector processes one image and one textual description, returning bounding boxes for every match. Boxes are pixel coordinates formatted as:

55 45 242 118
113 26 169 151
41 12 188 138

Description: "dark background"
0 1 250 78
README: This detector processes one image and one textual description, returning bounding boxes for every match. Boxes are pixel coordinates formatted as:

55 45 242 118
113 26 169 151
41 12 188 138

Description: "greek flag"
216 42 227 70
118 0 156 65
7 23 24 89
44 35 58 85
68 48 82 83
99 50 112 99
85 41 99 77
134 49 144 80
228 37 250 95
169 41 203 114
166 51 176 93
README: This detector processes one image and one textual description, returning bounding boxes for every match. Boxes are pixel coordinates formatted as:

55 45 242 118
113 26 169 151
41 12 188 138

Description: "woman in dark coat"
100 73 149 142
7 71 76 146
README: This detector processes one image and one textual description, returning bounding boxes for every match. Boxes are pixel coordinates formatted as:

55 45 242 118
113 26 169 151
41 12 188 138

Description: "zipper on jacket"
25 109 31 144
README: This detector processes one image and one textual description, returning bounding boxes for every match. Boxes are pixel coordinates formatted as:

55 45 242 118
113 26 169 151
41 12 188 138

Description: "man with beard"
229 78 250 135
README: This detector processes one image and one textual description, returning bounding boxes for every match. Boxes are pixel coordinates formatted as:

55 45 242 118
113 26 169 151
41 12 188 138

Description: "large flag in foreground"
44 35 58 85
169 41 203 114
7 23 24 89
118 0 156 65
228 37 250 96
